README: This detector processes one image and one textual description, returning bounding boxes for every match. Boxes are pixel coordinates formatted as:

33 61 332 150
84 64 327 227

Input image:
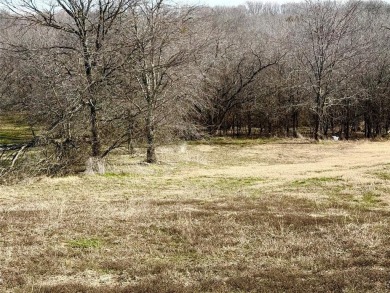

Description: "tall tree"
125 0 198 163
290 0 365 140
196 6 282 135
2 0 135 172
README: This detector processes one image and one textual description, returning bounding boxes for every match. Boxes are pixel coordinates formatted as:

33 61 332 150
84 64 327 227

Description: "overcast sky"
180 0 246 6
178 0 296 6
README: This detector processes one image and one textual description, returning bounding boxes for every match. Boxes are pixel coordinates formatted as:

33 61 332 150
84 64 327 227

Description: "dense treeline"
1 0 390 176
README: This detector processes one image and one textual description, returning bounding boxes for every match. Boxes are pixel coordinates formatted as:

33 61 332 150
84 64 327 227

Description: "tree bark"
90 103 100 157
146 100 156 163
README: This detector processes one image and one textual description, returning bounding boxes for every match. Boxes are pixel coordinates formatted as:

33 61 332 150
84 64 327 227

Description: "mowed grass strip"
0 140 390 292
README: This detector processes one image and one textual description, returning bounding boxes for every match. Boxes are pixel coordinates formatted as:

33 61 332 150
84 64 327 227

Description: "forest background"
1 0 390 178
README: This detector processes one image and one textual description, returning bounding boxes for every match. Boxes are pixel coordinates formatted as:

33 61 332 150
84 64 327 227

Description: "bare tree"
246 1 281 15
356 0 390 138
290 0 366 140
196 6 282 135
2 0 135 172
125 0 198 163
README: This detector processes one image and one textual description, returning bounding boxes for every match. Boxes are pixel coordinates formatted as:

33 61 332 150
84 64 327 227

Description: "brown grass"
1 139 390 292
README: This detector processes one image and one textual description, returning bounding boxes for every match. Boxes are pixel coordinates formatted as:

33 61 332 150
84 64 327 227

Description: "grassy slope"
0 115 32 144
0 139 390 292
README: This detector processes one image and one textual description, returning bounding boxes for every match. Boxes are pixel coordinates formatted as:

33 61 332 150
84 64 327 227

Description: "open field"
1 138 390 292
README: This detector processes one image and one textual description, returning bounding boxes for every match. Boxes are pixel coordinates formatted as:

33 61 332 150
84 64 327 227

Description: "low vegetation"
0 139 389 292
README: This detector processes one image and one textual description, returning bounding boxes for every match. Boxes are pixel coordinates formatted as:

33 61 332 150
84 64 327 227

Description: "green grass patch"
187 176 263 191
292 176 343 187
101 172 141 179
68 238 102 249
214 177 263 188
0 114 33 144
373 171 390 180
361 191 381 205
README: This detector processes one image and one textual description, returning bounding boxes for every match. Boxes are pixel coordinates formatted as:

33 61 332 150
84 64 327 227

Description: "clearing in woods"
0 138 390 292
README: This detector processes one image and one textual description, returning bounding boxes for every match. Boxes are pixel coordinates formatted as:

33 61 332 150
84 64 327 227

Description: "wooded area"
1 0 390 177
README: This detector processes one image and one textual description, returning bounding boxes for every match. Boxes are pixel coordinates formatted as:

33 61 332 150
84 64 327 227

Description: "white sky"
178 0 296 6
180 0 247 6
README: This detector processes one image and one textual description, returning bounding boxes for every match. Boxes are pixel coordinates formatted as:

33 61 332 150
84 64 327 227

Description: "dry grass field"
1 138 390 292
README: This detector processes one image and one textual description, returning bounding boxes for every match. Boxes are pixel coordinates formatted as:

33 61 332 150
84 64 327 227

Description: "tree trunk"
314 92 322 141
292 110 299 138
267 118 272 136
85 157 105 174
86 102 105 174
207 113 216 135
247 111 252 136
314 113 320 140
90 103 100 157
364 113 372 138
83 38 103 172
146 99 157 163
127 122 135 155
